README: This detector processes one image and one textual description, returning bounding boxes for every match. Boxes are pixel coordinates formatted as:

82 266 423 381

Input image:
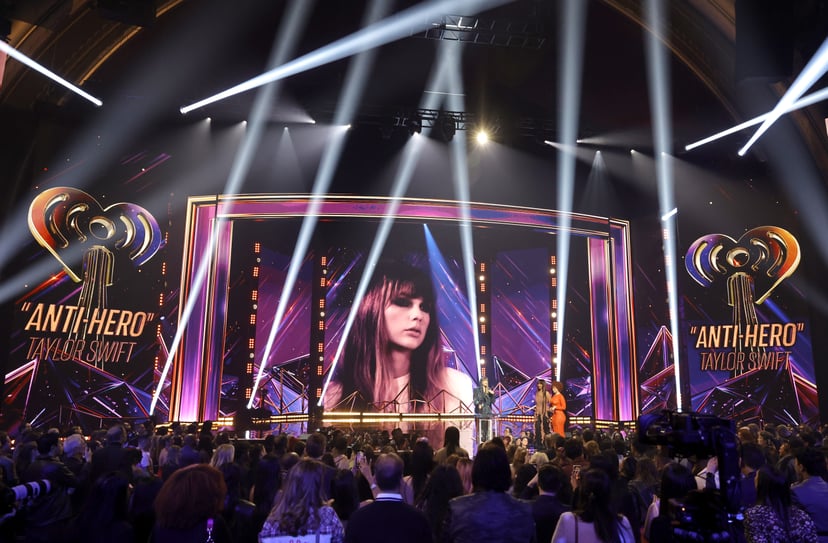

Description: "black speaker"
97 0 156 27
735 0 795 81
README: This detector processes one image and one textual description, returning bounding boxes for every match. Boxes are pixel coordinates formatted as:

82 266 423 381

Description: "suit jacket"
345 496 433 543
446 491 535 543
532 494 569 543
90 442 133 483
792 476 828 542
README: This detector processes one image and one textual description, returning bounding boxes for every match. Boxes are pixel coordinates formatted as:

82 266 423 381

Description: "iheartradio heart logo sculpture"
684 226 800 376
28 187 162 283
684 226 800 305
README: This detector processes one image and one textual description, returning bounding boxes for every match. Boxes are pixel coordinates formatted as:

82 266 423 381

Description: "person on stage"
324 260 473 414
473 376 495 442
534 379 552 449
550 380 567 437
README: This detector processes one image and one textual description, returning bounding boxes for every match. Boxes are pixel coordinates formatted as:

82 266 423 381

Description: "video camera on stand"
638 410 744 542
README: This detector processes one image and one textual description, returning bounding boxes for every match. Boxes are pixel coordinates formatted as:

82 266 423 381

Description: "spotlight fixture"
434 111 456 142
475 130 489 144
406 112 422 135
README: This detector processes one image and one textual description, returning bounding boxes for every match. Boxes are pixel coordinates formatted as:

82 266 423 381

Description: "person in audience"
153 463 232 543
403 438 434 503
0 431 18 487
558 438 588 479
21 432 79 543
627 456 658 532
62 432 90 511
179 434 202 466
589 451 641 543
248 452 282 538
305 431 336 500
739 442 766 509
512 462 538 499
644 462 697 543
744 465 817 543
331 468 360 528
90 423 133 483
332 434 351 471
259 459 344 543
551 468 634 543
69 471 134 543
345 452 433 543
211 443 242 507
13 429 39 481
444 443 535 543
455 456 474 495
416 464 463 542
791 447 828 542
434 426 469 464
323 261 473 413
160 444 182 480
532 464 570 543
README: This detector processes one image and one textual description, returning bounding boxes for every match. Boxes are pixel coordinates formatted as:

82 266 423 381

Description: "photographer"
21 432 78 543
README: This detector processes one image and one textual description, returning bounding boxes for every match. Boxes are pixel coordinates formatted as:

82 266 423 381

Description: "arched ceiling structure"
2 0 828 420
2 0 826 170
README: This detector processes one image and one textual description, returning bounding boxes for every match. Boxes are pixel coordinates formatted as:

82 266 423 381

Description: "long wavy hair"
576 468 626 543
267 459 325 536
409 439 435 500
417 465 464 539
657 462 697 517
755 465 794 534
334 262 447 411
535 380 550 418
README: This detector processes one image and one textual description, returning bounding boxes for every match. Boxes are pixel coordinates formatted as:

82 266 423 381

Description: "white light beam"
739 37 828 156
252 0 391 409
645 0 683 411
180 0 508 114
0 41 103 107
685 85 828 151
554 0 587 383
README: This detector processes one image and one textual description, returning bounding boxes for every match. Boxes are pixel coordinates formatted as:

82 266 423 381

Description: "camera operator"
21 432 79 543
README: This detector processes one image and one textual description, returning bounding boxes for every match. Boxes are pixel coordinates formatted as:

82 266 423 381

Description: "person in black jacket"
89 423 133 484
21 432 79 543
345 453 432 543
532 464 570 543
444 443 535 543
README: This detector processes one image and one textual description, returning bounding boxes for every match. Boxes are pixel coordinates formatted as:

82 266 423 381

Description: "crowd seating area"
0 417 826 542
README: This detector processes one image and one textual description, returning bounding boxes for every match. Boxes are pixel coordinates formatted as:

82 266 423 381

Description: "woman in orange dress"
550 380 567 436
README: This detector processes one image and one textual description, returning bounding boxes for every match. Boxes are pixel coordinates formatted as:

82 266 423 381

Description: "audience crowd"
1 417 827 542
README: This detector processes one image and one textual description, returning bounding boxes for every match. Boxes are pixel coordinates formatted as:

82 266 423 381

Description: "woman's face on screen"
384 295 431 352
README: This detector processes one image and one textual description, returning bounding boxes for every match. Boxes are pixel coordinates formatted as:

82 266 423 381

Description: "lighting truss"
311 105 475 133
416 14 547 49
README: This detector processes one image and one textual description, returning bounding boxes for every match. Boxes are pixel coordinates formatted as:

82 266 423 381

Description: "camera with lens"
638 410 744 542
0 479 52 522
